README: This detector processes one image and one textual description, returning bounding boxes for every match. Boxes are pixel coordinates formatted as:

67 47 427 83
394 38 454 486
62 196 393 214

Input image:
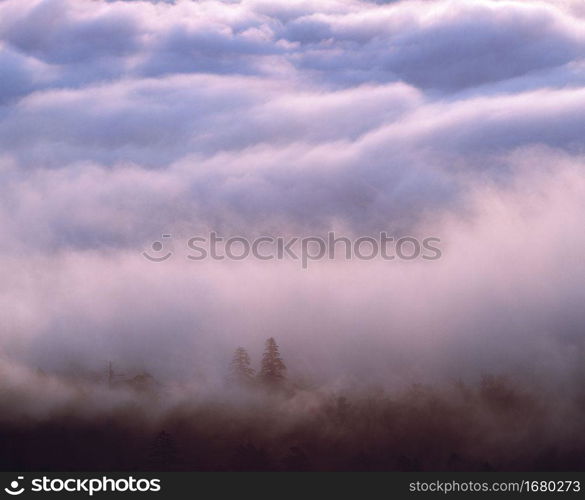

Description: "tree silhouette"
282 446 311 471
230 443 272 471
260 337 286 385
229 347 255 385
148 430 177 469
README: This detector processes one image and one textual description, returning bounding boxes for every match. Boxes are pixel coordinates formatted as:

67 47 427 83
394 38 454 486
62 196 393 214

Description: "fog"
1 0 585 470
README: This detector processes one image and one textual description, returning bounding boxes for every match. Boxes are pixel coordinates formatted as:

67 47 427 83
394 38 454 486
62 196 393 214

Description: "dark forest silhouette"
1 340 585 471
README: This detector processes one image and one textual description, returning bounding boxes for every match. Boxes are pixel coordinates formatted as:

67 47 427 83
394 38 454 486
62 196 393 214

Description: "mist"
1 0 585 470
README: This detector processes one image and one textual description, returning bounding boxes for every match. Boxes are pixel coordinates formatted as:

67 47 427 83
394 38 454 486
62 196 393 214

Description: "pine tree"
230 347 255 385
260 337 286 385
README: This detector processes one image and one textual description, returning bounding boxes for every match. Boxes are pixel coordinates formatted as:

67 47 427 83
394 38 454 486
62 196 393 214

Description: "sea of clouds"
1 0 585 391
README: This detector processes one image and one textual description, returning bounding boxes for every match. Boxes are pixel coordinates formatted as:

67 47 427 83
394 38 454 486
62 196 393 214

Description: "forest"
0 338 584 472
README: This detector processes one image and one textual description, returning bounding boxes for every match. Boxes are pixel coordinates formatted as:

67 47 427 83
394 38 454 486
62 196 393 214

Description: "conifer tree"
260 337 286 384
230 347 255 385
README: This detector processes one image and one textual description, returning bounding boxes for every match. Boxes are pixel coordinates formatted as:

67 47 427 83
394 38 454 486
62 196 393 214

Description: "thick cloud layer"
1 0 585 390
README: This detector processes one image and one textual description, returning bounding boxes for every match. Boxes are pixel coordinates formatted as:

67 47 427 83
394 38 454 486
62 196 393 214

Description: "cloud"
283 0 585 89
0 0 584 390
2 149 585 390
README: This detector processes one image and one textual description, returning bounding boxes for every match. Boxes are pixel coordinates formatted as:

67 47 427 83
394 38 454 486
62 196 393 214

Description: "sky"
1 0 585 389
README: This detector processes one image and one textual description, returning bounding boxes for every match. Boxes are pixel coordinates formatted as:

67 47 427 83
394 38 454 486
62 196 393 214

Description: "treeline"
103 337 287 393
2 341 585 471
2 374 585 471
